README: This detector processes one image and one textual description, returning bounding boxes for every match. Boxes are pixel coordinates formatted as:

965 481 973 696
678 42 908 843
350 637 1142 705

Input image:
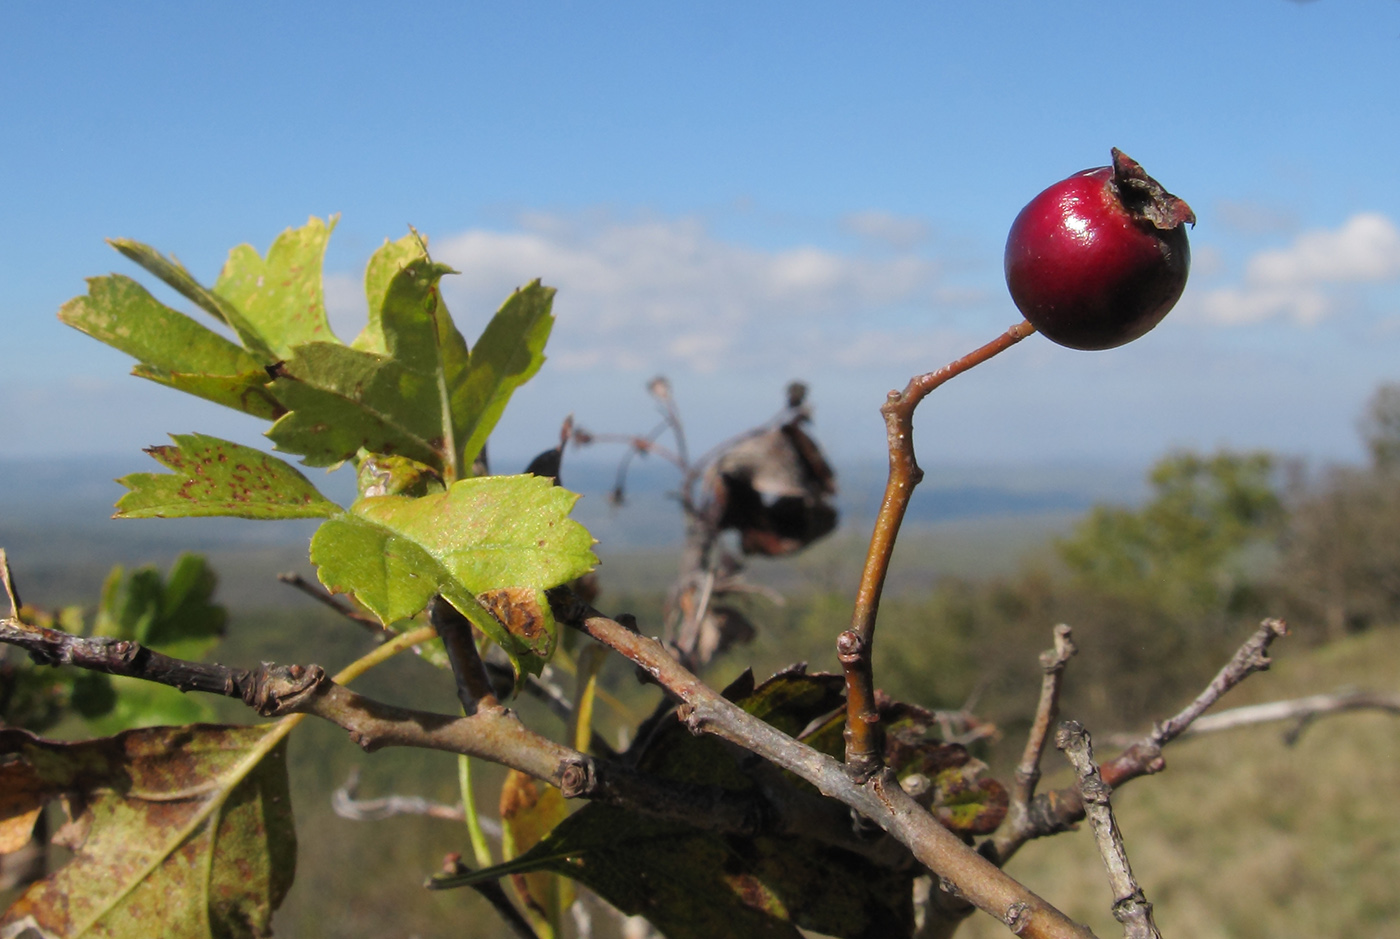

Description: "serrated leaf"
214 216 339 359
452 280 554 469
108 238 274 360
309 474 596 674
0 725 296 939
116 433 340 520
265 340 443 469
354 234 429 354
58 275 263 379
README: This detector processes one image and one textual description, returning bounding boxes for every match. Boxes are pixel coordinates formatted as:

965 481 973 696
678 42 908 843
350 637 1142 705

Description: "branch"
844 321 1035 778
332 768 496 828
987 624 1076 864
1 549 22 616
429 597 499 713
1097 688 1400 748
277 571 389 635
550 590 1096 939
1056 722 1161 939
1002 618 1290 855
0 614 889 865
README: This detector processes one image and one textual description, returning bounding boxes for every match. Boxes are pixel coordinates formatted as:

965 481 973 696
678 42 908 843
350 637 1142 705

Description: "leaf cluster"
58 219 596 678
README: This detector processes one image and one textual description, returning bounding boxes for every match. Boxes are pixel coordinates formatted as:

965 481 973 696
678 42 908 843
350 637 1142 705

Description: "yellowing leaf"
213 216 340 359
0 725 295 939
309 474 596 674
500 771 572 937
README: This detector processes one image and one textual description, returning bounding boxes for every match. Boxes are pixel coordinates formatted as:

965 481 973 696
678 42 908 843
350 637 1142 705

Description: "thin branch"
844 321 1036 778
549 590 1096 939
1056 722 1161 939
987 624 1077 864
331 767 502 829
277 571 390 635
437 854 541 939
1097 689 1400 749
647 375 689 469
1 549 21 616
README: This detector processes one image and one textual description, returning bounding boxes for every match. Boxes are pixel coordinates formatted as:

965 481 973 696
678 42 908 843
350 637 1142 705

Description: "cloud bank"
321 211 992 376
1199 212 1400 326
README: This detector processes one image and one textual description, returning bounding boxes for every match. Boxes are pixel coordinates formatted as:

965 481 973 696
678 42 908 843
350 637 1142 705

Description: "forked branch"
995 619 1291 858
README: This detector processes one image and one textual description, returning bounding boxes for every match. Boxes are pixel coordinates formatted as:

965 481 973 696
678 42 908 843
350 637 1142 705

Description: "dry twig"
1057 722 1161 939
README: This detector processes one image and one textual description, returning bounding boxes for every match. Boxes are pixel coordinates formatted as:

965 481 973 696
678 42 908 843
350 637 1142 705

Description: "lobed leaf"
213 216 340 359
116 433 340 520
309 474 596 674
0 725 296 939
58 275 260 379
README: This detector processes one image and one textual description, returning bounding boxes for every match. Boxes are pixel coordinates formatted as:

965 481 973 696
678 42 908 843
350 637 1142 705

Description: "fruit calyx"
1110 147 1196 231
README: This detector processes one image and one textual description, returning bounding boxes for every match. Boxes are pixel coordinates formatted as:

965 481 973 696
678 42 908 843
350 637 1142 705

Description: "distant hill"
0 454 1147 607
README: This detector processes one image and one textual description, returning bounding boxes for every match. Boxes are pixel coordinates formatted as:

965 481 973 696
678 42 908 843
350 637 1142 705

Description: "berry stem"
842 319 1036 778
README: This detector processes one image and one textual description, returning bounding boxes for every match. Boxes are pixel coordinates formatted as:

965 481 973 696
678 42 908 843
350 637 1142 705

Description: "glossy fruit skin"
1004 153 1192 351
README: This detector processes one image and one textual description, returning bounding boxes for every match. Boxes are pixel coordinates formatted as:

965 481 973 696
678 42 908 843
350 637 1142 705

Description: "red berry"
1004 149 1195 351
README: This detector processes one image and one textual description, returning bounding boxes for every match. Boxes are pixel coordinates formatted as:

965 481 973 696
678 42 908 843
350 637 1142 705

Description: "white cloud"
1200 213 1400 326
415 211 952 373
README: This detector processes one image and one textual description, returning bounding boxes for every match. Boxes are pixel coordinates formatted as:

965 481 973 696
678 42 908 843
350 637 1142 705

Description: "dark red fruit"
1004 148 1195 351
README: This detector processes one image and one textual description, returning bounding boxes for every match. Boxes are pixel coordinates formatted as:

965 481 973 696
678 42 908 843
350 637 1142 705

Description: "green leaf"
432 804 911 939
452 280 555 470
94 554 227 660
58 275 262 379
58 275 283 419
354 233 429 355
108 238 274 360
116 433 340 520
309 474 596 674
214 216 340 359
130 365 285 421
265 341 443 468
0 725 296 939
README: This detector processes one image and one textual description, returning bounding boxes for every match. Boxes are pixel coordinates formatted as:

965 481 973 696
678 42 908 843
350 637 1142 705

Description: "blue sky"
3 1 1399 478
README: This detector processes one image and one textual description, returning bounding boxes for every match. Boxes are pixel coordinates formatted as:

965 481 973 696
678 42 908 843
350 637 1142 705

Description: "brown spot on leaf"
477 587 549 646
